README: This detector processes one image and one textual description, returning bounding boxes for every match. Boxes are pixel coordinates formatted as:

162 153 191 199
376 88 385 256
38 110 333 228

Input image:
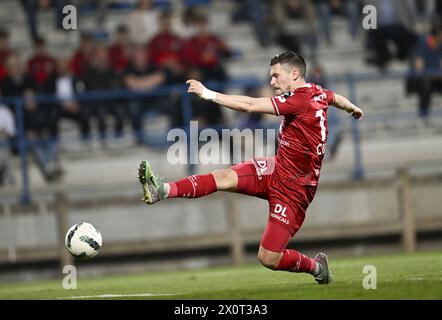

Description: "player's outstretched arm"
186 79 276 115
331 93 364 120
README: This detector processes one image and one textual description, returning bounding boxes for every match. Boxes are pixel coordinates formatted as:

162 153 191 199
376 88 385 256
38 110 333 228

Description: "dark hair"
33 35 45 47
431 17 442 37
270 51 306 78
160 9 173 20
116 24 128 34
0 27 9 39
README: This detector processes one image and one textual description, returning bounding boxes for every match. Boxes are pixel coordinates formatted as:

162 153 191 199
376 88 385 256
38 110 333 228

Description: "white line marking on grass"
59 293 177 299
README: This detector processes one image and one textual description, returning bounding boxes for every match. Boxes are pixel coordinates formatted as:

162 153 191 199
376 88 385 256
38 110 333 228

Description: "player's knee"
257 248 280 270
211 169 237 191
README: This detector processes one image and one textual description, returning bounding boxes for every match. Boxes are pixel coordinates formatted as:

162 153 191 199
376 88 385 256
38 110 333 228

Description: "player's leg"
138 160 239 204
258 200 332 284
138 156 273 204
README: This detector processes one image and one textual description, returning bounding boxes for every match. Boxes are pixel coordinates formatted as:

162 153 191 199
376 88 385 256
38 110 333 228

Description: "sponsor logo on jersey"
313 93 327 101
276 92 294 103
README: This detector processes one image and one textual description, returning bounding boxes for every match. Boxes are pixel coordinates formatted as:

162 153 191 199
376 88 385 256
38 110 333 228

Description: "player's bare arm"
331 92 364 120
186 79 276 115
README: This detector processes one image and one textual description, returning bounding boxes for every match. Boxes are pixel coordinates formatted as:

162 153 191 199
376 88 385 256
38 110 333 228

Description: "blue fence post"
346 73 365 180
181 89 195 176
15 98 31 204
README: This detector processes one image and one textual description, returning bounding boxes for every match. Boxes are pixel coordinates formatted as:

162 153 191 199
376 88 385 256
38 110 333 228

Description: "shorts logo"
270 203 289 225
274 204 287 217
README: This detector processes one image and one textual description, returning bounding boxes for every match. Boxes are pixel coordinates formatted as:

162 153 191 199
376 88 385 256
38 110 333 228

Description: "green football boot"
138 160 165 204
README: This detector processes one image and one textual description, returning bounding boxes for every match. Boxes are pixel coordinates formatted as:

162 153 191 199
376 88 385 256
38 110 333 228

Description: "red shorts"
231 156 317 252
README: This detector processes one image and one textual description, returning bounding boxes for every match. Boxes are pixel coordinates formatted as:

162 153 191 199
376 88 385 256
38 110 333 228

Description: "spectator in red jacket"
70 32 96 78
181 11 232 82
27 36 56 91
108 24 132 74
0 28 12 81
148 10 184 76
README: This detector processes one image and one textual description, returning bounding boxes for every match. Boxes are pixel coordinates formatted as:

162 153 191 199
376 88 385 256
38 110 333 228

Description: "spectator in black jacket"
1 54 63 182
412 19 442 122
123 46 166 145
82 44 124 143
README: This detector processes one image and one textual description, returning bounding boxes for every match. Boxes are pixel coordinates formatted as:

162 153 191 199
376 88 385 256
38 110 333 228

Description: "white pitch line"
59 293 177 299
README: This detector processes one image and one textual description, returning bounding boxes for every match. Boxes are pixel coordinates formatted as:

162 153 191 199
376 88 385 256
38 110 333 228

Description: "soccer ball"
65 222 102 259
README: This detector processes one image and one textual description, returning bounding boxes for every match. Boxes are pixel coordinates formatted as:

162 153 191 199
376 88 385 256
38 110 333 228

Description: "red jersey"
108 44 130 73
28 54 56 86
270 83 335 186
181 35 230 68
148 32 183 68
0 48 11 80
70 51 91 78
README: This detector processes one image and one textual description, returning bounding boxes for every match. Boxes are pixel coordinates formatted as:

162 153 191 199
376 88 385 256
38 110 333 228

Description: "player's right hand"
186 79 204 98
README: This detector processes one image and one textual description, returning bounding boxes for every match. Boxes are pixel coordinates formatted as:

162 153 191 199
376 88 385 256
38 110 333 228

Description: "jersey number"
315 110 326 155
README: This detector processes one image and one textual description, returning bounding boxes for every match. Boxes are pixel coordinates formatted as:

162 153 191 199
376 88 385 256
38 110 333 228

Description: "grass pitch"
0 250 441 300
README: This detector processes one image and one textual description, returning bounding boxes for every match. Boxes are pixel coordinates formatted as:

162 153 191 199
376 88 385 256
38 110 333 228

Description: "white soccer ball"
65 222 102 259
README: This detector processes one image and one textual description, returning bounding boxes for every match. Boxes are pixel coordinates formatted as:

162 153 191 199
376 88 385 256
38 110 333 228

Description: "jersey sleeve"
324 89 335 105
270 92 307 116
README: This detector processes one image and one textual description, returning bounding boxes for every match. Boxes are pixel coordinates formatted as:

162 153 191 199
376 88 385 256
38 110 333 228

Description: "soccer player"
138 51 364 284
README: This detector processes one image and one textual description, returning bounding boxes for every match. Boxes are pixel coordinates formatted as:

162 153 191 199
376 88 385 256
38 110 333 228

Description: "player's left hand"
351 106 364 120
186 79 205 98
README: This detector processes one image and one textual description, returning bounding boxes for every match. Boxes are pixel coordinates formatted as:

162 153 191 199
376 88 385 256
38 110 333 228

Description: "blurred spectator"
76 0 109 29
82 44 124 143
108 24 132 74
231 0 271 47
1 54 63 182
413 0 437 34
148 10 184 76
314 0 361 46
181 11 232 82
0 55 38 130
128 0 159 45
20 0 66 41
178 7 199 38
410 19 442 121
123 46 166 144
272 0 317 58
365 0 418 70
27 36 56 91
185 62 225 127
70 32 96 78
0 28 12 81
437 0 442 17
42 56 84 140
0 102 15 186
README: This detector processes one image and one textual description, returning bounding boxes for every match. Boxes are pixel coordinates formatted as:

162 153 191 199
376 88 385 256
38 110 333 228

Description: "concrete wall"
1 177 442 252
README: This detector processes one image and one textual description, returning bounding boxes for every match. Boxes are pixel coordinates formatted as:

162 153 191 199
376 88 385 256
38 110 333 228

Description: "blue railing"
2 70 440 204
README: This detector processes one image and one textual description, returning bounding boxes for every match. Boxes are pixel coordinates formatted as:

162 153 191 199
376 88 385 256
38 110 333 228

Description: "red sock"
276 249 317 274
167 174 217 198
